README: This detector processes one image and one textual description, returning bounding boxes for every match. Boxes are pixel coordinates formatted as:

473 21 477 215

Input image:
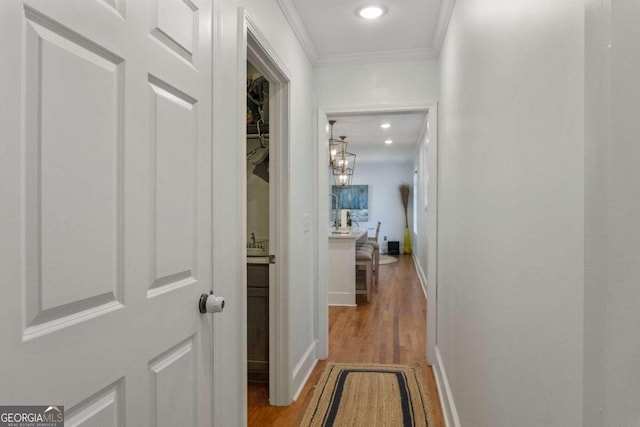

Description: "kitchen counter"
328 227 368 306
247 255 270 264
329 227 367 240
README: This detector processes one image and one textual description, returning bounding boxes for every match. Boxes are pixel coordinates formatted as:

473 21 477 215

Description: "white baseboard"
291 340 318 401
433 346 461 427
412 253 428 298
328 292 356 306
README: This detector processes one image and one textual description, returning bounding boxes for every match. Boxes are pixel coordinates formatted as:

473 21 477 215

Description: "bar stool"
355 244 373 302
359 242 378 286
366 222 381 284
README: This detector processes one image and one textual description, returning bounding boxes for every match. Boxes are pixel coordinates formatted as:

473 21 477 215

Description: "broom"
399 184 410 228
399 184 412 254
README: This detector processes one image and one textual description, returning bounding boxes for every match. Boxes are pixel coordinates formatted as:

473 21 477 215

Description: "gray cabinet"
247 263 269 382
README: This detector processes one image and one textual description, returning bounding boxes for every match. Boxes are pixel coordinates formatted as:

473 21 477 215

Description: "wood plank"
248 255 445 426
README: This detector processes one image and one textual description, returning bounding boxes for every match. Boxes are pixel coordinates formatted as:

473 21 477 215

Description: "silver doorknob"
199 291 225 314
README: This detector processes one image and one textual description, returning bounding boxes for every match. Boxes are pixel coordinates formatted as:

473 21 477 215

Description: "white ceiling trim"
276 0 319 66
316 48 437 68
322 102 431 116
432 0 456 52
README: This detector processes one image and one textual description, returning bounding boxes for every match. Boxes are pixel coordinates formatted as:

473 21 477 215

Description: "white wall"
316 59 439 106
585 1 640 425
212 0 317 424
349 162 414 252
436 1 584 426
246 170 269 244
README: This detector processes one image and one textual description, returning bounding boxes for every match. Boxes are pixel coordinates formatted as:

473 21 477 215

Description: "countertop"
328 227 367 240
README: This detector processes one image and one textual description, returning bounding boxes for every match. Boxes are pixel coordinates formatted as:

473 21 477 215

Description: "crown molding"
316 48 438 68
275 0 319 66
433 0 456 52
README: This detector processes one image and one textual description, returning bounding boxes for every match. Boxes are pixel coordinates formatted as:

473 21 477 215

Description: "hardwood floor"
247 254 445 426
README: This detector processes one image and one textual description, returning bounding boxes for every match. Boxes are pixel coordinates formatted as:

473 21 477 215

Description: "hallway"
248 255 445 426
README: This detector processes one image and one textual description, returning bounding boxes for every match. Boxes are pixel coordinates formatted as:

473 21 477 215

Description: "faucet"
330 193 340 228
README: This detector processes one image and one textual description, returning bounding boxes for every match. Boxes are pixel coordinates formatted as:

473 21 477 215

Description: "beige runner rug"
301 363 435 427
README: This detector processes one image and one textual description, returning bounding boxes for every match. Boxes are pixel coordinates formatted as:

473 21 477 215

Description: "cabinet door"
247 286 269 380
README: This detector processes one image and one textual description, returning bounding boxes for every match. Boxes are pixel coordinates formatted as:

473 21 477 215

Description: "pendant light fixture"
328 120 356 187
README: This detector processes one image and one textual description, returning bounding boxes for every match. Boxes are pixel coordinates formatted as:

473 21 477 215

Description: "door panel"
148 76 198 294
148 337 197 427
65 380 124 426
150 0 198 64
23 4 125 339
0 1 213 425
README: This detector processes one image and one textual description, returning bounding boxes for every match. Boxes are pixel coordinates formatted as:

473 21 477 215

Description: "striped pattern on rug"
301 363 434 427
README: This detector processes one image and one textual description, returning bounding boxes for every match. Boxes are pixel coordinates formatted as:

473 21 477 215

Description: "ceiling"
277 0 454 66
328 111 427 164
275 0 448 163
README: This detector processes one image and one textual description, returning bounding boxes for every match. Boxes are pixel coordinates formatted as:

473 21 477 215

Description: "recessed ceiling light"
357 5 387 20
380 123 391 129
384 139 393 145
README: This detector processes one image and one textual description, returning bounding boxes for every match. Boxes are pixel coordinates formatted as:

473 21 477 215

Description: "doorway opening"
246 60 270 384
315 104 438 364
241 13 292 408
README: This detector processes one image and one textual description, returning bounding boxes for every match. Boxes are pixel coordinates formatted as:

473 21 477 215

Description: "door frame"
425 103 438 364
315 102 438 364
238 8 292 406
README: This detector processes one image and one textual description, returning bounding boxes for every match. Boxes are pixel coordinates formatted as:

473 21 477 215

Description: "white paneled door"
0 1 214 425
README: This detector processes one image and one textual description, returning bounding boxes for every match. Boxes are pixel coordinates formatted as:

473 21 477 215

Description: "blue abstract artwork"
331 185 369 222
